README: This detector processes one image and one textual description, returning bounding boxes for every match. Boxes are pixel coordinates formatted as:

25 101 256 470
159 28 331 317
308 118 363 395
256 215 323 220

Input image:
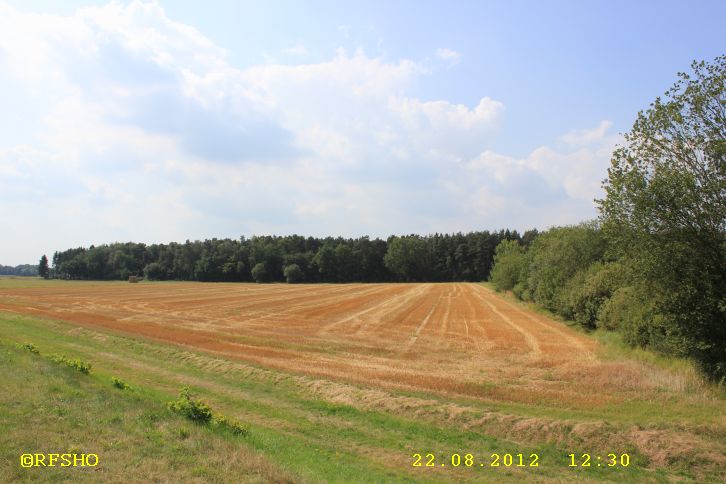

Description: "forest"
49 229 535 284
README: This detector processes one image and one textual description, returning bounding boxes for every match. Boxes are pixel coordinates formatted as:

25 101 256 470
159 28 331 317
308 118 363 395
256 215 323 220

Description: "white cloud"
282 43 308 56
559 120 613 146
391 96 502 130
0 1 617 264
435 47 462 65
466 122 620 207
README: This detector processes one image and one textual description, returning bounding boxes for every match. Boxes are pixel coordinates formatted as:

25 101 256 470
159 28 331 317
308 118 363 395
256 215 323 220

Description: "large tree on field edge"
38 255 49 279
597 55 726 381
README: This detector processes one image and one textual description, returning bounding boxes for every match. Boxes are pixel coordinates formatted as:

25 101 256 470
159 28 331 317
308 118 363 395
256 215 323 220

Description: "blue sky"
0 0 723 265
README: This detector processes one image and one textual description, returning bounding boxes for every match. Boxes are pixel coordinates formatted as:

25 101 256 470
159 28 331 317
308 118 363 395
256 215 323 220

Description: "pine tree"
38 255 49 279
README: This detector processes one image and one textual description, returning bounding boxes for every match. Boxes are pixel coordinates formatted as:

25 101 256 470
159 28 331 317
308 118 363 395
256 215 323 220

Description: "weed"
111 376 132 390
214 414 249 436
138 410 162 424
167 387 213 423
50 354 91 374
19 342 39 354
167 387 249 436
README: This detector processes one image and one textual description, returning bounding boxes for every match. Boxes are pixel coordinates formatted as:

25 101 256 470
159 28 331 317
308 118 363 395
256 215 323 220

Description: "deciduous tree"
598 55 726 380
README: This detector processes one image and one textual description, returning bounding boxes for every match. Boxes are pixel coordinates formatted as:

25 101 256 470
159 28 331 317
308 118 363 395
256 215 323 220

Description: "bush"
214 414 249 436
20 343 39 354
167 387 213 423
50 354 91 374
512 282 530 301
597 286 655 346
111 377 131 390
166 387 250 436
283 263 304 283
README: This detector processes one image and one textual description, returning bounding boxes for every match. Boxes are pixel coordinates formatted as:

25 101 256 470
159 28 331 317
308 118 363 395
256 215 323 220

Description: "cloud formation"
282 43 308 56
435 47 462 65
0 1 618 264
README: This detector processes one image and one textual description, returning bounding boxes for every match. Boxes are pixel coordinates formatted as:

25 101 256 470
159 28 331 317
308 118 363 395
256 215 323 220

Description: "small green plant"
19 343 39 354
50 354 91 374
213 414 249 436
167 387 213 423
166 387 249 436
111 376 131 390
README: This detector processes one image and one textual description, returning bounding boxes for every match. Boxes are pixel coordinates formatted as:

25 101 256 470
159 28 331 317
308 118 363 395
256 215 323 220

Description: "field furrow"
0 280 717 410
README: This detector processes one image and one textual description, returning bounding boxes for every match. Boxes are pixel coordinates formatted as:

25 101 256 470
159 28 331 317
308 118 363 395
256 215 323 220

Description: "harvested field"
0 281 703 408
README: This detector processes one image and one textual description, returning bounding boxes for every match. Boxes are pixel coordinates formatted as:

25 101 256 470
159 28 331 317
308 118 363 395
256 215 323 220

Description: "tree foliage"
251 262 269 283
598 55 726 380
561 261 625 329
487 57 725 380
49 230 523 284
383 236 429 282
523 223 607 313
489 240 526 292
283 264 304 283
38 255 49 279
0 264 37 276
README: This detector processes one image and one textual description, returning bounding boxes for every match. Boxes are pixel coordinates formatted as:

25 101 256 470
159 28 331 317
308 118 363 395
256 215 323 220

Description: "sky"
0 1 724 265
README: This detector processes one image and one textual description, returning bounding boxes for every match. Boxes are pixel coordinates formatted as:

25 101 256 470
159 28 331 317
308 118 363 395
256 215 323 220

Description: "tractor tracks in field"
468 286 542 357
475 285 595 361
317 283 430 337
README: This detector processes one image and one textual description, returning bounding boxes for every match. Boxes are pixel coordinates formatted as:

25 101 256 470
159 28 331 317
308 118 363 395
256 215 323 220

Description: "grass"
0 337 293 483
3 309 722 483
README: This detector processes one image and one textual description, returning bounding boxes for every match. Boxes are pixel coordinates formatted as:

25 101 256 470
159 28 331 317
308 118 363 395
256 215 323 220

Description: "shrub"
512 282 530 301
50 354 91 374
167 387 213 423
166 387 249 436
20 343 39 354
111 377 131 390
214 414 249 436
597 286 655 345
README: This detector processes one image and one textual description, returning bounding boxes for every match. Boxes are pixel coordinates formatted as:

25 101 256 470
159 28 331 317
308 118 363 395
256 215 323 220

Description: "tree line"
490 56 725 382
49 230 535 284
0 264 38 276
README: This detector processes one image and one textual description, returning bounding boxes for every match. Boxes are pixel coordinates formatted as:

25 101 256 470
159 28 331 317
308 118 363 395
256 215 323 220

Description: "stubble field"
1 279 724 482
